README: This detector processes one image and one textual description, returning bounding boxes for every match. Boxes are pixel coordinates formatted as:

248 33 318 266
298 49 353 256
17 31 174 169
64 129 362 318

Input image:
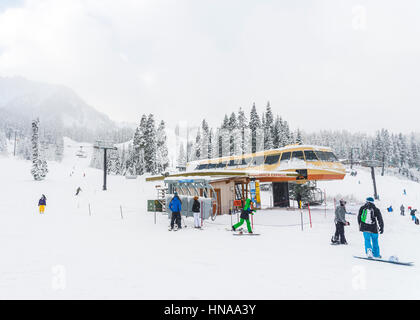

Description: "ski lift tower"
94 140 117 191
361 160 382 200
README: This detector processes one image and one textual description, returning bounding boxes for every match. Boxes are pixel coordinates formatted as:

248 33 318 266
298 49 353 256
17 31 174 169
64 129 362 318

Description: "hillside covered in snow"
0 138 419 299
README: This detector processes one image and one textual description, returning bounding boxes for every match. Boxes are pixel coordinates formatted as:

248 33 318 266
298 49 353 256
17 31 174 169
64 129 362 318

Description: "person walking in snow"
331 199 349 245
357 197 384 259
168 192 182 230
192 196 201 229
38 194 47 214
400 204 405 216
232 198 256 234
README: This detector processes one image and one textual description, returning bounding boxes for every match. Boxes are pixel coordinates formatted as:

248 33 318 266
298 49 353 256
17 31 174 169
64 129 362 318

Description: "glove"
345 221 350 226
379 228 384 234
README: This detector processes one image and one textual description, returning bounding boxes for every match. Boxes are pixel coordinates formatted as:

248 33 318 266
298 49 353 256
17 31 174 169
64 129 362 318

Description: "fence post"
308 204 312 228
120 205 123 220
88 203 91 216
324 189 327 218
300 205 303 231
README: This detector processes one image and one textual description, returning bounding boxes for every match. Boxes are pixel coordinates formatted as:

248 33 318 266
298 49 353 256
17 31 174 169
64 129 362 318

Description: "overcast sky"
0 0 419 134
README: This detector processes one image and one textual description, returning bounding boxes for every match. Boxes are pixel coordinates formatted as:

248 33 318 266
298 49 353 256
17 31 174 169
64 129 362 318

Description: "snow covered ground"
1 138 420 299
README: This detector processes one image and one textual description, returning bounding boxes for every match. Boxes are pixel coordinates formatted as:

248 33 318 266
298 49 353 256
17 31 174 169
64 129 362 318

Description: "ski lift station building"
146 144 346 220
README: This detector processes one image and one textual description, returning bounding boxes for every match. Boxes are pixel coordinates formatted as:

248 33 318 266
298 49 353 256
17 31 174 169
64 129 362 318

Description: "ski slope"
0 139 420 299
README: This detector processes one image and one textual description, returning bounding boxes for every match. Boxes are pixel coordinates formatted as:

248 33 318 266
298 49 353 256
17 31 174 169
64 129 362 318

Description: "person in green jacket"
232 198 256 233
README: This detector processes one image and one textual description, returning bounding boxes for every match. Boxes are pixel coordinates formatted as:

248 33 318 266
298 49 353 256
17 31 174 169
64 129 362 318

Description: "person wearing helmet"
232 198 256 234
331 199 349 245
357 197 384 259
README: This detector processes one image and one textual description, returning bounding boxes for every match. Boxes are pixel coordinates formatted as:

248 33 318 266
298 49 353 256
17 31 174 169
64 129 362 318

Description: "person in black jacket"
192 196 201 229
410 208 417 222
357 197 384 258
296 193 302 209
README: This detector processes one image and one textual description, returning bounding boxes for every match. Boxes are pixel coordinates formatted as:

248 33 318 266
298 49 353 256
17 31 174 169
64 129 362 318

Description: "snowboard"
353 256 414 266
233 232 260 236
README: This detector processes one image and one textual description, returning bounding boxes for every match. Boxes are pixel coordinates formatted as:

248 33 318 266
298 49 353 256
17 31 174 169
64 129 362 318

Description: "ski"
353 256 414 266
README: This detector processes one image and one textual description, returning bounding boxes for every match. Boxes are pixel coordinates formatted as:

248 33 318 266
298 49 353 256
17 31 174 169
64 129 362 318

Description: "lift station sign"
249 181 261 209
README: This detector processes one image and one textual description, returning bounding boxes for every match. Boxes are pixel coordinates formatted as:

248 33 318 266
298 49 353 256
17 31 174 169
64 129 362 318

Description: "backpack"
361 207 375 224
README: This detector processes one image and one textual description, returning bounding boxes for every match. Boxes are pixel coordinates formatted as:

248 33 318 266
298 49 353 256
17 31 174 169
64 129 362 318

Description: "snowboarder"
331 199 349 245
357 197 384 259
75 187 82 196
192 196 201 229
387 205 393 213
410 208 417 222
400 204 405 216
403 189 407 195
38 194 47 214
168 192 182 230
232 198 256 234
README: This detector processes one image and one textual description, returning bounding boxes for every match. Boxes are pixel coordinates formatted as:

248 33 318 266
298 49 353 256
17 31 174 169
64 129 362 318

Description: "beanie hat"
366 197 375 203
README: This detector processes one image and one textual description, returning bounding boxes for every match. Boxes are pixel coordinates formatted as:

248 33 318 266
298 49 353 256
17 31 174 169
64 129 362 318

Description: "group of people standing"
168 192 203 230
332 197 384 259
168 192 256 233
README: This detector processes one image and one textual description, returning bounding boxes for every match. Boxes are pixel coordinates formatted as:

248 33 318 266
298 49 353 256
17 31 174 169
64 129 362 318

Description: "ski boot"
331 236 339 244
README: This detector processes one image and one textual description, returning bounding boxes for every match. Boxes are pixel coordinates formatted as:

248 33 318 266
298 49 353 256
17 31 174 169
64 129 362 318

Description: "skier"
403 189 407 195
410 208 417 222
400 204 405 216
296 193 302 209
387 205 393 213
38 194 47 214
232 198 256 234
75 187 82 196
331 199 349 245
168 192 182 230
192 196 201 229
357 197 384 259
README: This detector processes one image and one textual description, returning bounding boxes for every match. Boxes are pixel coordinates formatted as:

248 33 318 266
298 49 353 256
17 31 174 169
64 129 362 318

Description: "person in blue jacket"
168 192 182 230
38 194 47 214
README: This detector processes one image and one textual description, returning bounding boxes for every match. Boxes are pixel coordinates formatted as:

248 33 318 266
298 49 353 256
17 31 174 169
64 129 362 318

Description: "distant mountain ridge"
0 76 133 143
0 76 114 130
